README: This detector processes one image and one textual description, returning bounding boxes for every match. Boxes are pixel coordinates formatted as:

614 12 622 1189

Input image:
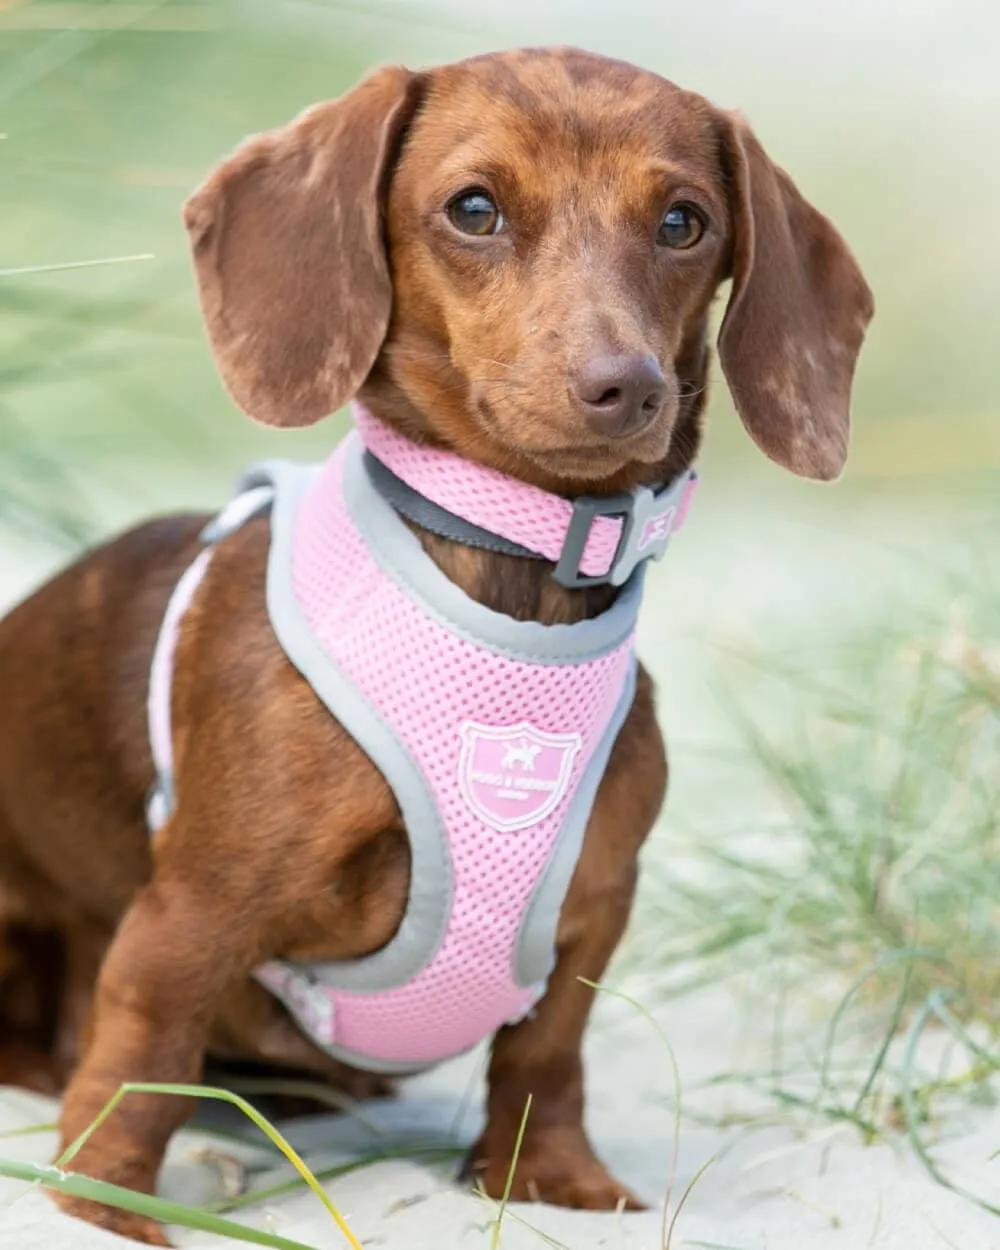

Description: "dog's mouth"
516 416 675 484
470 388 674 485
515 439 674 494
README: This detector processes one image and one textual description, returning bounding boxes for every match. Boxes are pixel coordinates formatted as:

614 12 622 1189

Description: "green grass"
633 580 1000 1213
0 1080 464 1246
0 1 381 547
655 603 1000 1015
0 1082 362 1248
653 621 1000 1011
57 1082 367 1246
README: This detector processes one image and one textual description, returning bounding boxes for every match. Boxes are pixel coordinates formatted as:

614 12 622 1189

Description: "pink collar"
352 403 697 589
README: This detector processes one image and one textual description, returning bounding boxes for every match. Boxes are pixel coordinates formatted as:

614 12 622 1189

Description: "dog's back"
0 518 205 1080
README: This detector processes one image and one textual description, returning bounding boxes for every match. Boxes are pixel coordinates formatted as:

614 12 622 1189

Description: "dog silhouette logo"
501 740 542 771
458 721 583 832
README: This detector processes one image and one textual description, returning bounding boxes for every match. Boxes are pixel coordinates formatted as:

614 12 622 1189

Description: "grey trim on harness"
342 437 644 664
514 654 638 987
234 459 452 999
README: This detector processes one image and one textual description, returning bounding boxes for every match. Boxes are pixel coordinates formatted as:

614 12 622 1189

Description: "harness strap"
146 484 275 832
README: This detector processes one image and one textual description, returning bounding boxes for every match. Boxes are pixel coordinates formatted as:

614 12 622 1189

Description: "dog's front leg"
468 865 644 1210
55 870 255 1245
468 679 666 1211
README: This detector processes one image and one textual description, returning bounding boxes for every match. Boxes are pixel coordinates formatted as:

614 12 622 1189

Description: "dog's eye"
446 189 504 236
657 203 706 249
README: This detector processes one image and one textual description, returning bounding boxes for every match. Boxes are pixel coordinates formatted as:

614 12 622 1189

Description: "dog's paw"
53 1194 172 1245
465 1138 646 1211
527 1164 646 1211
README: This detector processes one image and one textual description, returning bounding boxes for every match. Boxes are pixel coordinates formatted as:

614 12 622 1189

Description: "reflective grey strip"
235 459 454 996
343 437 644 664
513 655 638 988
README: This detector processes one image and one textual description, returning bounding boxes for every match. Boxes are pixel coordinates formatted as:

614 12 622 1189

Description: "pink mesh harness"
147 405 696 1072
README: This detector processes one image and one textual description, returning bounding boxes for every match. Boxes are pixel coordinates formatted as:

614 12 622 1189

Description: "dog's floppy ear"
183 66 425 428
715 112 874 480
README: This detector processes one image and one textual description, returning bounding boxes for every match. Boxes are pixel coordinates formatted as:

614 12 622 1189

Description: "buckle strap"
353 405 698 588
552 471 698 589
367 437 696 590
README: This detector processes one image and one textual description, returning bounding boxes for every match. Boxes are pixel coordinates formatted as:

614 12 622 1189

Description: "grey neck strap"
364 451 538 560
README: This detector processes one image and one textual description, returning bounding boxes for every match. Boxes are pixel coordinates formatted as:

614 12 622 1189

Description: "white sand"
2 478 997 1249
2 982 998 1249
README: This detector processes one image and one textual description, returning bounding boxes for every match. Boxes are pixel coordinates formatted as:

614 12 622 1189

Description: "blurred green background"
2 0 999 659
3 0 999 562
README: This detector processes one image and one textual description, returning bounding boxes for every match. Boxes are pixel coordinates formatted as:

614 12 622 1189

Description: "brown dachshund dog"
0 47 872 1244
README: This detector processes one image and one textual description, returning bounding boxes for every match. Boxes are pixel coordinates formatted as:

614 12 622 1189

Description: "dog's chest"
148 433 643 1073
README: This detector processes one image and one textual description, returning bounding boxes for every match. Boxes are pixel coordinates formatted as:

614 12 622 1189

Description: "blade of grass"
0 1158 318 1250
664 1158 715 1250
56 1082 364 1250
211 1145 463 1215
580 978 683 1250
473 1194 571 1250
489 1093 532 1250
899 992 1000 1218
849 948 921 1122
927 996 1000 1071
813 950 940 1113
0 1122 57 1139
214 1076 383 1133
683 1240 756 1250
0 254 155 277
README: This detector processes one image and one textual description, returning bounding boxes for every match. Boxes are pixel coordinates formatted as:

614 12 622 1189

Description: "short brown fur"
0 47 872 1243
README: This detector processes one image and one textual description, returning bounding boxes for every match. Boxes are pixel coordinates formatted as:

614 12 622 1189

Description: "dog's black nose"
571 353 666 438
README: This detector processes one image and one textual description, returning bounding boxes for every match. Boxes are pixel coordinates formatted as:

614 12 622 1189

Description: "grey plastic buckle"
552 476 689 590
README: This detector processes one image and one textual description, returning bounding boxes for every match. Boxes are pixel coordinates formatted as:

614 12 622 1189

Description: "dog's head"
184 48 873 490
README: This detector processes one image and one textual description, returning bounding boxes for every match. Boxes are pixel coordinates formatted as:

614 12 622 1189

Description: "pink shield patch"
458 721 583 832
